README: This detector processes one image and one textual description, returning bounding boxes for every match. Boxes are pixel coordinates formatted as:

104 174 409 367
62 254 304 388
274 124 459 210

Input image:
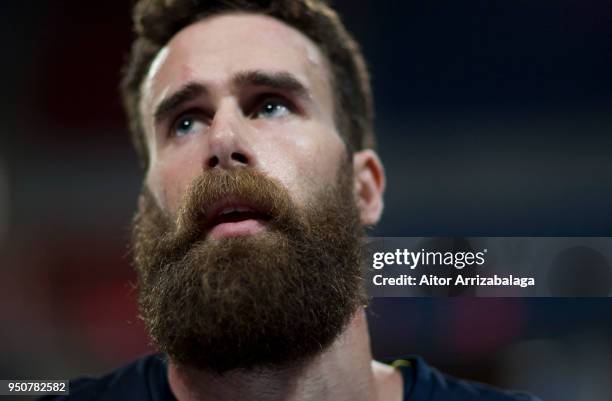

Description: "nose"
205 103 256 170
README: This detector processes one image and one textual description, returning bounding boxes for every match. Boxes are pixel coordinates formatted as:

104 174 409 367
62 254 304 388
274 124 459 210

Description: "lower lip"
208 219 267 240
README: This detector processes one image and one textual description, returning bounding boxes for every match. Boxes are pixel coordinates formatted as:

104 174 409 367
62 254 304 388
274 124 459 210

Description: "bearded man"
42 1 539 400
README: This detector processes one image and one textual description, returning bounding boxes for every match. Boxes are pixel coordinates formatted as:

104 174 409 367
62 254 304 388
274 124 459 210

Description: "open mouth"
205 201 271 239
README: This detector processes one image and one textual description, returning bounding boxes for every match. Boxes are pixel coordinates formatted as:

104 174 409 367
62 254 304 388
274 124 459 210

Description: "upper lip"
203 198 270 228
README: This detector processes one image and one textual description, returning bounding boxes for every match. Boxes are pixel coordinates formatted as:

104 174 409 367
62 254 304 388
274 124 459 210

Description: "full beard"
131 161 366 374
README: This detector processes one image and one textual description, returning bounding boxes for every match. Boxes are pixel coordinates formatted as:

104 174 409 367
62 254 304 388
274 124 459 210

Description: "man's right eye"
172 115 204 137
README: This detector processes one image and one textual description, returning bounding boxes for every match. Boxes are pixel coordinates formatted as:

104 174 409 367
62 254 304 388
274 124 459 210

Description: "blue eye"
256 100 291 119
174 115 202 137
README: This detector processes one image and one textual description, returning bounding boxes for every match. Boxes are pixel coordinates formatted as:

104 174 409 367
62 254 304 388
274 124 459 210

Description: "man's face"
132 13 378 373
140 12 346 220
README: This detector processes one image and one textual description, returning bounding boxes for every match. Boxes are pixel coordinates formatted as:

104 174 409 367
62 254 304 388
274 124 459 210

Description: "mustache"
142 168 302 247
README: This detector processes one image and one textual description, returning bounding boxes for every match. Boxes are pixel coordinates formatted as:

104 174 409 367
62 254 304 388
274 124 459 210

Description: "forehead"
141 12 332 112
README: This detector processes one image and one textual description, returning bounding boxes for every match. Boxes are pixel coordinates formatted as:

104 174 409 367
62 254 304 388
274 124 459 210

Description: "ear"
353 149 386 226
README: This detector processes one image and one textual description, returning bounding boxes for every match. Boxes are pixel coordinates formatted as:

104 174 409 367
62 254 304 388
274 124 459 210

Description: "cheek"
145 153 202 216
255 124 346 204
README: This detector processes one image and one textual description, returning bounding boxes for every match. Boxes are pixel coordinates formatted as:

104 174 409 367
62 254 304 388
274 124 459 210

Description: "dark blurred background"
1 1 611 400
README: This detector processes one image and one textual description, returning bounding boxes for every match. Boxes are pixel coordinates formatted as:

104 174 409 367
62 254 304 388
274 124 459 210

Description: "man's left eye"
255 100 291 119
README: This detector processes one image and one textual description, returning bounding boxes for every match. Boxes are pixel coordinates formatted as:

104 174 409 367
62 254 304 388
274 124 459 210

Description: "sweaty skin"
140 13 340 217
139 12 393 401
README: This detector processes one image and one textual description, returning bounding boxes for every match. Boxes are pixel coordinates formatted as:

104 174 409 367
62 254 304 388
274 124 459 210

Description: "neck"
167 308 402 401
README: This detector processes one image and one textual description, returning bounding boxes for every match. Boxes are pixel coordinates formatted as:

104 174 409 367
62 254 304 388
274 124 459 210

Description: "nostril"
208 155 219 168
231 152 249 165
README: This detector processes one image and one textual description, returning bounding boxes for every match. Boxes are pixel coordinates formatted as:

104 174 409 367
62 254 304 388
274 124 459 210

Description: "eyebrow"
233 70 309 100
153 82 208 124
152 70 310 124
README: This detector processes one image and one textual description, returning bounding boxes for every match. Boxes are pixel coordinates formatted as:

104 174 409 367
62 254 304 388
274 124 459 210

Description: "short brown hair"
121 0 374 169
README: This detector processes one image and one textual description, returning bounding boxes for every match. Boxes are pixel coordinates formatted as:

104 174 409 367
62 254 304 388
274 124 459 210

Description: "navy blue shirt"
39 354 540 401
